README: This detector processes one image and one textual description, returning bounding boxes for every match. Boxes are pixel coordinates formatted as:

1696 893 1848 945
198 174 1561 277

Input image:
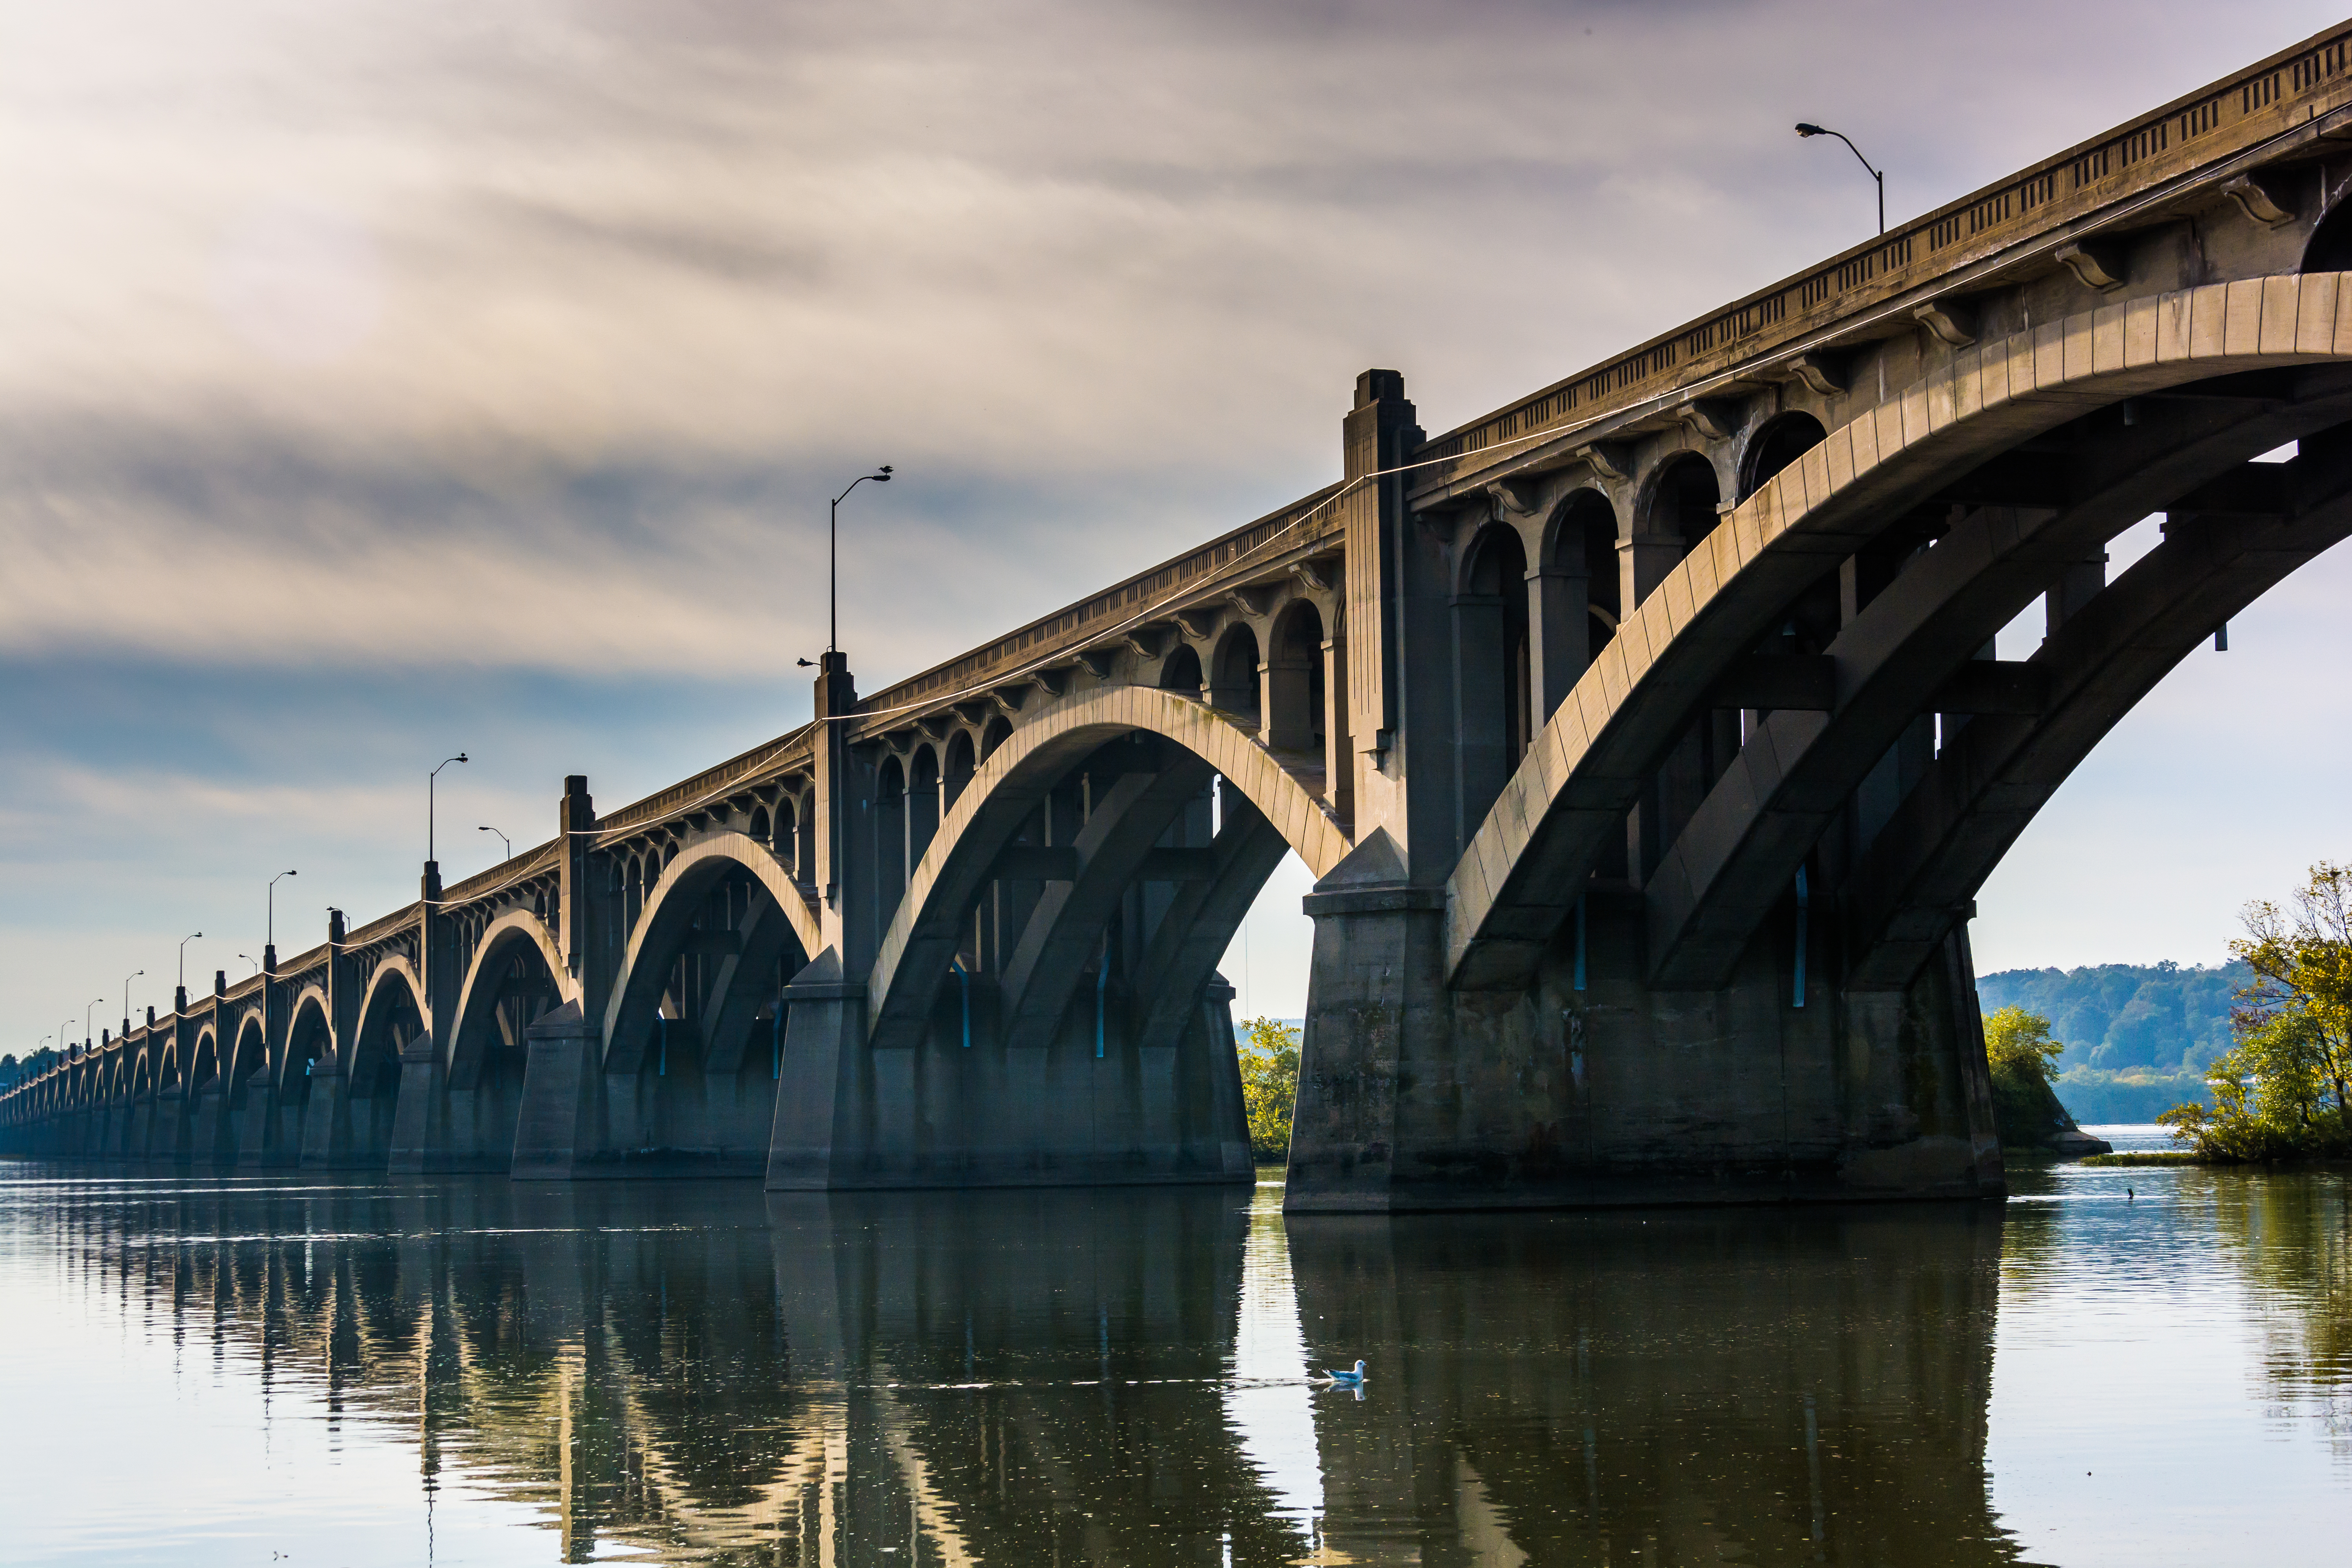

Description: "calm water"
0 1131 2345 1566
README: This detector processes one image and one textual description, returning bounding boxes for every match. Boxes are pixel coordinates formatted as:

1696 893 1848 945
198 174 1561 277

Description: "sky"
5 0 2350 1049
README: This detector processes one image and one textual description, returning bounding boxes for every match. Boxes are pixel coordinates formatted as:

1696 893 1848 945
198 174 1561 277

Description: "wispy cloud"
4 0 2349 1032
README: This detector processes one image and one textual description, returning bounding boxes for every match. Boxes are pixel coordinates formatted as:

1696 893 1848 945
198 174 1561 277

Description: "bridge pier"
1289 839 2000 1211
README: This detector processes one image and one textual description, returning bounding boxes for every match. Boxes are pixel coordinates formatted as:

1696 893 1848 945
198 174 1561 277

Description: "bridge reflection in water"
43 1173 2015 1564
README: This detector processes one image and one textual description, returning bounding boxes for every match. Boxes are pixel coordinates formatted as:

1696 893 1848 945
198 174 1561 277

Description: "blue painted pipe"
1793 866 1810 1009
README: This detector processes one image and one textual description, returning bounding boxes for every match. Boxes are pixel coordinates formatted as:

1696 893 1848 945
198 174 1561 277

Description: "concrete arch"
1843 439 2352 988
1447 273 2352 990
604 831 820 1071
1641 407 2352 992
867 682 1348 1047
447 909 572 1083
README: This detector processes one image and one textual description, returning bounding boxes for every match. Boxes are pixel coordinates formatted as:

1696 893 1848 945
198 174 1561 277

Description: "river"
0 1130 2342 1565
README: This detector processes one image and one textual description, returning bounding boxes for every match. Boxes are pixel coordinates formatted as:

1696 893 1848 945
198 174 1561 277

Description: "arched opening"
749 806 770 844
877 755 909 915
1539 490 1618 725
793 790 817 884
1210 625 1261 717
2303 196 2352 272
1263 601 1323 753
982 715 1013 760
1158 642 1203 697
945 731 977 809
1741 412 1827 501
342 972 421 1166
910 745 942 873
860 731 1286 1184
1652 452 1722 552
609 857 812 1171
443 932 561 1171
1456 523 1532 846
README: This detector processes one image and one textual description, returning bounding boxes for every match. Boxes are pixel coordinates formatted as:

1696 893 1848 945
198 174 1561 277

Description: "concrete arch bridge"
15 25 2352 1209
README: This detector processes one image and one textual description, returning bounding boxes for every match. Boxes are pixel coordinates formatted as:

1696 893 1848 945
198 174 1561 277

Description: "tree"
2164 862 2352 1160
1982 1005 2078 1146
1236 1016 1299 1164
1985 1006 2064 1084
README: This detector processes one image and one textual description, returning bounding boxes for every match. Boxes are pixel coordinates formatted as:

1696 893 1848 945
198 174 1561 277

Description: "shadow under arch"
600 831 820 1171
424 909 573 1171
322 956 422 1168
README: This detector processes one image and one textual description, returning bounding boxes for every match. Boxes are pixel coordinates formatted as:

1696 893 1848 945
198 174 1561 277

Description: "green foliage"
1981 1005 2080 1146
1984 1006 2063 1083
1978 959 2249 1074
1236 1016 1300 1163
2080 1150 2203 1166
2165 862 2352 1161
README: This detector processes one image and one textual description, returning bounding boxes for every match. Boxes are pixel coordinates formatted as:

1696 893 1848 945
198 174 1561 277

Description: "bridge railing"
852 484 1346 727
595 726 816 837
1411 22 2352 483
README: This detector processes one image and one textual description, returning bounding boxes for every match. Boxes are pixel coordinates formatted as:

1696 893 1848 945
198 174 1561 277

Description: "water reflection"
1287 1206 2013 1565
3 1169 2094 1566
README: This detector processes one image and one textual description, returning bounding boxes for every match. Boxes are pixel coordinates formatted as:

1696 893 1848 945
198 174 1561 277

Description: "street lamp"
84 997 104 1048
1796 122 1885 236
238 955 261 977
178 931 203 993
429 755 469 864
477 824 512 861
827 468 894 655
267 870 297 952
123 969 143 1030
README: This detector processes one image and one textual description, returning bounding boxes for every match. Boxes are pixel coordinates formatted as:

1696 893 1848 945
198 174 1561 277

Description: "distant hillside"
1977 960 2248 1125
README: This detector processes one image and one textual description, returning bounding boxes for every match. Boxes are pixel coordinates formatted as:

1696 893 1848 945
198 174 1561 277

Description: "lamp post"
827 468 894 655
84 996 104 1049
238 955 260 977
1795 122 1884 236
123 969 143 1032
267 870 297 958
60 1020 71 1059
178 932 202 995
477 824 511 861
429 755 469 865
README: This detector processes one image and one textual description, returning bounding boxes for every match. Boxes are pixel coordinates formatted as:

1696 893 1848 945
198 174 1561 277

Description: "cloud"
5 0 2352 1035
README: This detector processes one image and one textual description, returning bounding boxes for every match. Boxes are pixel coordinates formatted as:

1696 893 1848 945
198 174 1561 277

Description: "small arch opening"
982 715 1013 760
1210 625 1261 716
1740 412 1826 501
1264 601 1324 752
1651 453 1722 552
945 731 977 808
909 744 942 869
1158 643 1204 695
877 755 909 912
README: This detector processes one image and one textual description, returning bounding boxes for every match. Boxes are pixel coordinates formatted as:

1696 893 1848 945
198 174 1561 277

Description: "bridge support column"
511 1001 600 1180
149 1089 189 1164
299 1062 384 1169
1286 832 1447 1212
763 953 868 1190
385 1038 443 1174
